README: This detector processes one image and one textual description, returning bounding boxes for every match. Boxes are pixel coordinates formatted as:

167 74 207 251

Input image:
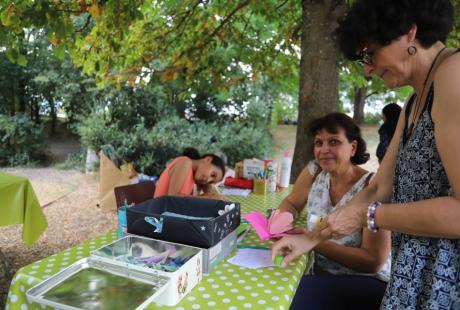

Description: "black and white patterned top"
380 86 460 309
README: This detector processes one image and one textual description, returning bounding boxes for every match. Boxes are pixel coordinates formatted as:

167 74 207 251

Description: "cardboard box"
27 236 203 308
243 158 265 179
235 161 244 178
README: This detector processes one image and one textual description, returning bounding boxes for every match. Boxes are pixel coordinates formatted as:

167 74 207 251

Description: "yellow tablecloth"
0 172 47 246
7 188 308 309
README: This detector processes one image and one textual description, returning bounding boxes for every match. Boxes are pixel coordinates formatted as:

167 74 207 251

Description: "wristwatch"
367 201 381 233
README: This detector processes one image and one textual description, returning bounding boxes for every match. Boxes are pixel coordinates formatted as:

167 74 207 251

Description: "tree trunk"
291 0 346 182
172 92 186 118
353 86 367 124
32 98 41 124
49 97 57 135
18 79 27 113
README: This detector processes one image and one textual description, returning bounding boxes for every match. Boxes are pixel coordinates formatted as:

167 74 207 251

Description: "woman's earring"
407 46 417 55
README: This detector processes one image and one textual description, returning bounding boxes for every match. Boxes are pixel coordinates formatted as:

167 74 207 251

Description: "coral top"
154 156 194 198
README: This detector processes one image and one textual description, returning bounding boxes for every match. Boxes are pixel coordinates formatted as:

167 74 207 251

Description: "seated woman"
272 113 391 310
154 147 225 199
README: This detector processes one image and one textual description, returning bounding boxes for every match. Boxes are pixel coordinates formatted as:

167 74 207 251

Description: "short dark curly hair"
309 112 370 165
336 0 454 61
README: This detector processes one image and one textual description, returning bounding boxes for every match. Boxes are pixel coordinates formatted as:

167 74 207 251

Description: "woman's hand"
318 202 368 240
271 231 321 267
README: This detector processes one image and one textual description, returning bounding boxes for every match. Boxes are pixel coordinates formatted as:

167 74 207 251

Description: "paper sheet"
244 211 290 241
228 248 275 269
222 188 252 196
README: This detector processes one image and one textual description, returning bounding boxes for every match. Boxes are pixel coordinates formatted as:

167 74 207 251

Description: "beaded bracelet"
367 201 381 233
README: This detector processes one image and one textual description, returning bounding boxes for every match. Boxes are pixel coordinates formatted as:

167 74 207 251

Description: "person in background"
154 147 225 198
272 113 391 310
272 0 460 308
376 103 401 163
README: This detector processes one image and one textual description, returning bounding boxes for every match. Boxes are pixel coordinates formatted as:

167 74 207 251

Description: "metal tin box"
27 236 203 309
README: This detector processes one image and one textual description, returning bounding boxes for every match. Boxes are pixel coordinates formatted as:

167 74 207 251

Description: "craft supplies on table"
127 196 240 248
228 248 275 269
200 229 237 274
27 236 203 308
279 151 292 188
243 158 265 179
244 210 293 241
221 187 251 196
8 186 311 310
253 178 268 195
266 161 278 192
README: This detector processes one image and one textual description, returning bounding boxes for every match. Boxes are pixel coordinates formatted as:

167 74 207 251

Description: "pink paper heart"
267 210 281 228
244 211 270 240
268 210 294 234
244 211 293 241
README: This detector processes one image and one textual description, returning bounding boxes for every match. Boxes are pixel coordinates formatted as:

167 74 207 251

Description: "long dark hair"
379 103 401 138
309 112 370 165
182 147 225 177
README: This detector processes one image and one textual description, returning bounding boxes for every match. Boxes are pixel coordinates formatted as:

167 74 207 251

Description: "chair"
114 181 155 208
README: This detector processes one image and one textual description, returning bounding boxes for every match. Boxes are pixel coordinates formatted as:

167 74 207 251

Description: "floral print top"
306 161 391 282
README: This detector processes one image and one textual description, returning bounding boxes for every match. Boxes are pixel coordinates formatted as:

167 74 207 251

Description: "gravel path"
0 168 117 308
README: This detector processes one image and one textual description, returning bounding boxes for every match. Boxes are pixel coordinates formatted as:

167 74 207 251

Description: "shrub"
0 113 48 166
363 112 382 125
78 114 271 176
54 150 86 171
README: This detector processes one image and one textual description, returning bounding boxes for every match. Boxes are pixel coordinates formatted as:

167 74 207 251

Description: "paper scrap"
228 248 275 269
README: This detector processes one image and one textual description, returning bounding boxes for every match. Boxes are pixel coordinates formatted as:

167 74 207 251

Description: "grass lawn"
269 124 380 173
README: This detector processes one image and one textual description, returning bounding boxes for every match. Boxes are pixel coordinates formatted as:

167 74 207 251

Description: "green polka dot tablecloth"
6 188 309 310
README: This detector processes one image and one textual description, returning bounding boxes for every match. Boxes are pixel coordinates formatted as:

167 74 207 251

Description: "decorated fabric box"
200 229 237 274
26 235 203 309
126 196 240 248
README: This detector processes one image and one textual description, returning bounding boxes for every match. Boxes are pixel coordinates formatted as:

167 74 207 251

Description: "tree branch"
159 0 203 54
276 0 289 10
365 91 379 99
176 0 251 61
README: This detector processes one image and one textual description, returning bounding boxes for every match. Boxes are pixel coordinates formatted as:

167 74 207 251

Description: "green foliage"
271 96 298 125
54 151 86 171
0 113 48 166
363 112 382 125
78 113 271 176
1 1 301 97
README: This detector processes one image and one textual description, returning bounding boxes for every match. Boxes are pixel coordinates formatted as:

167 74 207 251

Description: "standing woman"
272 0 460 308
376 103 401 163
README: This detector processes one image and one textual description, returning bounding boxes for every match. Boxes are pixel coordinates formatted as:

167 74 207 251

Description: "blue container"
117 206 127 239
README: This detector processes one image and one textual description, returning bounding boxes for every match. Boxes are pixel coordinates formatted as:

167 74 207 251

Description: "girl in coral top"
154 148 225 199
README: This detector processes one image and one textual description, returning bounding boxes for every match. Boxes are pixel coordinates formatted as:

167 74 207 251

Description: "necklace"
408 47 446 135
